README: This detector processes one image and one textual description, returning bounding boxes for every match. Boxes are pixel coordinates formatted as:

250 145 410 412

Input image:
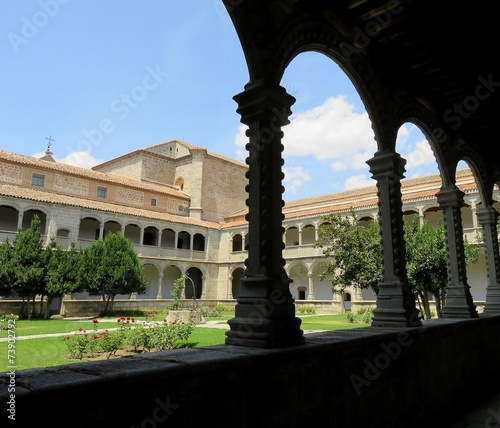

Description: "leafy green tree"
168 277 185 310
316 209 381 295
10 215 46 318
404 214 480 318
0 238 15 297
317 210 481 319
404 215 446 319
44 239 82 319
78 232 148 315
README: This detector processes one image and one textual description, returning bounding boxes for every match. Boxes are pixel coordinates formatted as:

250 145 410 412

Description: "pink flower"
92 319 99 323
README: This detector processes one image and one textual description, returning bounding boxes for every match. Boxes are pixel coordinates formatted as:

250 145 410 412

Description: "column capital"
366 151 406 180
233 80 296 127
476 205 499 226
435 185 465 208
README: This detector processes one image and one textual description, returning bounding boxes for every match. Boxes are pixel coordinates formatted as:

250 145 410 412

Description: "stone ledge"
2 315 500 427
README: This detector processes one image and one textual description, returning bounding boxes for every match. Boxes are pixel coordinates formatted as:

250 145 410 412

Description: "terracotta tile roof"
0 150 188 199
222 168 479 226
0 184 220 229
92 139 247 170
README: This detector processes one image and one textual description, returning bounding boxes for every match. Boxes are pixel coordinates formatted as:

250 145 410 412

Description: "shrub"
64 315 195 359
296 306 316 315
346 311 356 323
360 308 374 324
0 313 19 330
200 305 222 317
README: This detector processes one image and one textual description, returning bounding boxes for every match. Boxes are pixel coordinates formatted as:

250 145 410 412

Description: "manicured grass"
0 319 120 339
300 313 370 331
0 313 370 372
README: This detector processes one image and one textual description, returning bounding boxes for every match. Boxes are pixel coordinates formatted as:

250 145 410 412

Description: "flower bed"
64 316 195 360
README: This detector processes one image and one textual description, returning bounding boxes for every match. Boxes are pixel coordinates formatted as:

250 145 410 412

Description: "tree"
44 239 82 319
316 210 481 319
168 277 185 310
404 215 447 319
77 232 148 315
404 214 480 318
315 209 381 295
0 238 15 297
10 215 46 318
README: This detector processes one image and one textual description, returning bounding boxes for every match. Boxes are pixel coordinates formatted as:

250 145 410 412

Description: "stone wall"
3 315 500 427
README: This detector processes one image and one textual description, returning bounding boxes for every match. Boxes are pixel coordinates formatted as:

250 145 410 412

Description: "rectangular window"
31 173 45 187
151 198 157 206
97 186 108 198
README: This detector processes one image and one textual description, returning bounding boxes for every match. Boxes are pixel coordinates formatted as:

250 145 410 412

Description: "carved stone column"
367 151 421 327
156 272 164 299
225 81 305 347
307 272 315 300
436 186 478 318
477 206 500 313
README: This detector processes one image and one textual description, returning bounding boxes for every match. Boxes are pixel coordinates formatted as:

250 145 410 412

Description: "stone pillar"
366 151 421 327
225 81 305 348
228 275 233 299
17 211 24 230
156 272 164 299
477 206 500 313
99 223 104 240
139 227 144 255
201 275 206 300
436 186 478 318
307 272 315 300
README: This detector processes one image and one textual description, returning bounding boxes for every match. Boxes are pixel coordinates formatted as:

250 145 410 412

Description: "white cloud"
233 96 440 196
234 96 374 166
404 138 435 169
34 150 104 169
282 96 374 160
331 160 347 171
343 174 373 190
283 166 312 194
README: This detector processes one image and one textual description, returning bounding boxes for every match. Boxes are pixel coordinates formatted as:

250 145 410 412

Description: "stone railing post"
225 80 305 347
367 151 421 327
436 186 477 318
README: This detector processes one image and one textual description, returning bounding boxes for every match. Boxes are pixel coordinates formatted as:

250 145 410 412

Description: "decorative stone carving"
225 80 305 347
436 186 478 318
367 151 421 327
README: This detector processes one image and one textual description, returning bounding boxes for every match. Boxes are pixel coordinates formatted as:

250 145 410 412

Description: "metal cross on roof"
45 135 55 150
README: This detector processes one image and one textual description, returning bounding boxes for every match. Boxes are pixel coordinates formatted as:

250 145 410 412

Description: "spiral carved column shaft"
436 186 477 318
225 81 304 348
477 206 500 313
367 151 421 327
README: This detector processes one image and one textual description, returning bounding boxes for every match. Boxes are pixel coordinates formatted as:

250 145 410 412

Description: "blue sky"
1 1 443 201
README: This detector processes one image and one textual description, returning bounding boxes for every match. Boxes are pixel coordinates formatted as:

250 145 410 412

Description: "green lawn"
0 313 370 372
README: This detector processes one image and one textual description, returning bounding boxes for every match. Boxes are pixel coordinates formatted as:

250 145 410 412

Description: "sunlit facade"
0 140 496 314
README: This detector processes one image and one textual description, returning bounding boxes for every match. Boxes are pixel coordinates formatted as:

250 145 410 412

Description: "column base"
225 295 305 348
371 307 422 327
225 316 305 348
442 285 478 318
371 281 422 327
484 285 500 314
